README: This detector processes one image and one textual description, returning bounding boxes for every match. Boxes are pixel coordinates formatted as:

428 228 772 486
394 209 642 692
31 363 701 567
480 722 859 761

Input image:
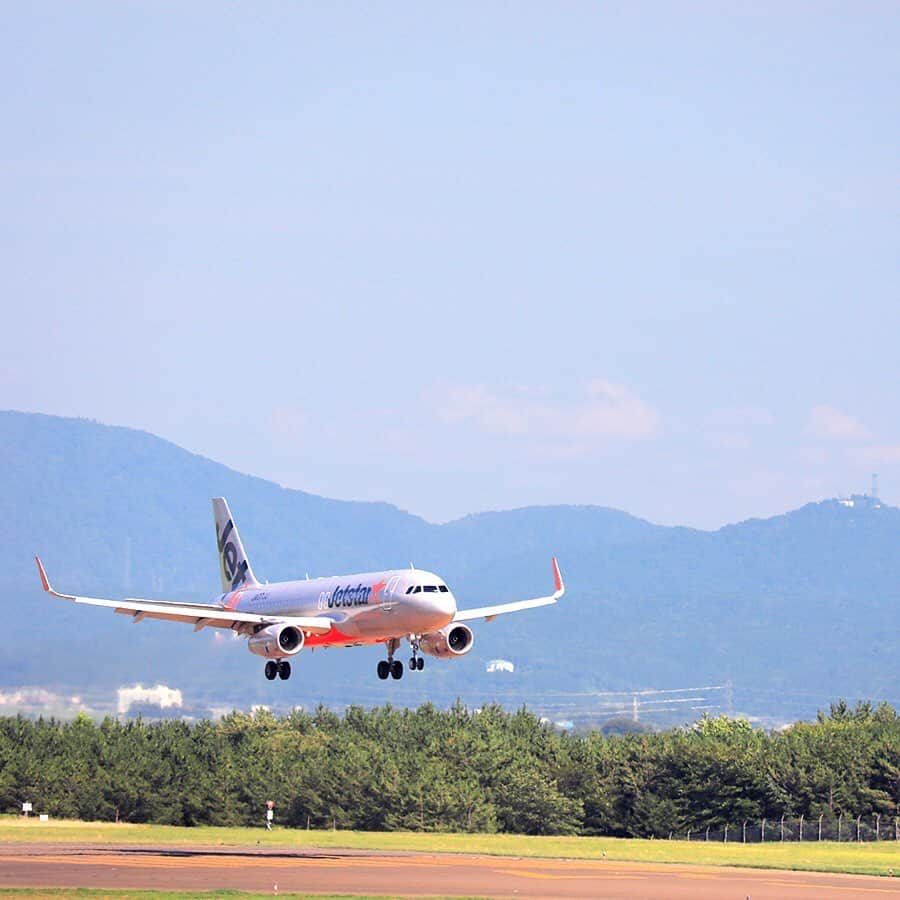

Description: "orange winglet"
552 556 563 593
35 556 51 593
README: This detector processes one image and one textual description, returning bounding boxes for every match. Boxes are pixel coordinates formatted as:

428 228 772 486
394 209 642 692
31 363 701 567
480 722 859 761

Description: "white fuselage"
220 568 457 647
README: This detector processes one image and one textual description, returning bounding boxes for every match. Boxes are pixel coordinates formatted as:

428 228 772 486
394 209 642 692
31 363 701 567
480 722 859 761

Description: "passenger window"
438 585 449 592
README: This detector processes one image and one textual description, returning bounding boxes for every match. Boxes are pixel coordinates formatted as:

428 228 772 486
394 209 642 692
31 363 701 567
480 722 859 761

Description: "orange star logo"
224 584 251 611
370 579 387 603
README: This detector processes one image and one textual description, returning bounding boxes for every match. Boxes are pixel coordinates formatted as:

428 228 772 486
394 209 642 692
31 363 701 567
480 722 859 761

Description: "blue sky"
2 3 898 527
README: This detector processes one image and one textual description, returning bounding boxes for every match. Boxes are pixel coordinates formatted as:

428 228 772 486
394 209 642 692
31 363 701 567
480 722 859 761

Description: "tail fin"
212 498 259 591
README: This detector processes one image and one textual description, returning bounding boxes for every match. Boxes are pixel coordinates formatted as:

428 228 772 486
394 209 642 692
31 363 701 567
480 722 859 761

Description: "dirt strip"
0 842 898 898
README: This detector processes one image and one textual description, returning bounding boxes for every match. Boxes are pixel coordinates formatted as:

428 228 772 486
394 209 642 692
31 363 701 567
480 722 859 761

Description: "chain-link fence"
679 814 900 843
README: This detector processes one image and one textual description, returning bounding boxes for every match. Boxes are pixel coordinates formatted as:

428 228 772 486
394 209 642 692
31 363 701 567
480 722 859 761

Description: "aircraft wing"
34 557 333 635
452 557 564 623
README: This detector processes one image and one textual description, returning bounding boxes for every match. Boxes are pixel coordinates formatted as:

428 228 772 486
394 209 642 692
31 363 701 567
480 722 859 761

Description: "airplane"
35 497 565 682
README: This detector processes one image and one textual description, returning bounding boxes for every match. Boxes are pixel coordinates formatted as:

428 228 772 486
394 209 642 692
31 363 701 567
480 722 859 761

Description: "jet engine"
419 623 474 658
247 624 305 659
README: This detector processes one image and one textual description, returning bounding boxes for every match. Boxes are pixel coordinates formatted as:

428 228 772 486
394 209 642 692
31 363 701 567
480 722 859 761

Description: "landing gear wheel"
391 659 403 680
264 661 277 681
408 658 417 671
377 660 390 680
416 657 424 671
278 660 291 680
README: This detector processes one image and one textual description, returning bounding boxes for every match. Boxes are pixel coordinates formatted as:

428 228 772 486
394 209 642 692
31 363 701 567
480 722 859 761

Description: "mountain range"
2 410 898 726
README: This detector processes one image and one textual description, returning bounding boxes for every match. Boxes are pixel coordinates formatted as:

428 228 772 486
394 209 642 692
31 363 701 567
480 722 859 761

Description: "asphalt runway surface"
1 843 899 898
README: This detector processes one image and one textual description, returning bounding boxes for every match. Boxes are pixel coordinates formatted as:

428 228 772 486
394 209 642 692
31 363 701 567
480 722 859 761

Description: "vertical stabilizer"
212 498 259 592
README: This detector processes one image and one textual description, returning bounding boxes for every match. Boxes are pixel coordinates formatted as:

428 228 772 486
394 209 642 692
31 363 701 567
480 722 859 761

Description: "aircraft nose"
420 589 456 623
435 590 457 620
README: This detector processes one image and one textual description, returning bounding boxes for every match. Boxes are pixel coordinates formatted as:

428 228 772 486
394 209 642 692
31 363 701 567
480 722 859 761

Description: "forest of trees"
1 701 898 837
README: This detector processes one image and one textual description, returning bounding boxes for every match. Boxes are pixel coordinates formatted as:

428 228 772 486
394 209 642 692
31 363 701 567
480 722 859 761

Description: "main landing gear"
377 659 403 680
264 660 292 681
377 638 404 680
376 637 425 680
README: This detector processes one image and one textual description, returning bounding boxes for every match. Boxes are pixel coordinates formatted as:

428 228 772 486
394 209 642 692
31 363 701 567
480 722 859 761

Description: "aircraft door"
383 575 402 613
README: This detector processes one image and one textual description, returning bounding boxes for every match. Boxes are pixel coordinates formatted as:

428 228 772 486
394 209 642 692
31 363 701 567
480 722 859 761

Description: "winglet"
35 555 51 593
552 556 564 597
34 556 75 600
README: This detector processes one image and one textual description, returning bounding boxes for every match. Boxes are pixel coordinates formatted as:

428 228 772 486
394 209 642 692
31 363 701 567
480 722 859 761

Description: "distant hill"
2 410 898 724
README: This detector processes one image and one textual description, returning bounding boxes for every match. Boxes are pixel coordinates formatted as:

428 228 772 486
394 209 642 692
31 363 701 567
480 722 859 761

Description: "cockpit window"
438 585 449 592
406 586 415 594
413 585 422 593
423 585 438 592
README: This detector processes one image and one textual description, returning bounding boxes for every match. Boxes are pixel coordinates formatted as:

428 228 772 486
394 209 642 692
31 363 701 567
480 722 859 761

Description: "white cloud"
808 405 869 440
117 683 182 716
436 380 660 444
0 688 89 717
861 444 900 464
440 385 530 436
576 380 661 439
0 688 62 708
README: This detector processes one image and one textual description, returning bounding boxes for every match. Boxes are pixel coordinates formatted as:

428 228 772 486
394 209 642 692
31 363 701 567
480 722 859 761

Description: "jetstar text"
321 585 372 609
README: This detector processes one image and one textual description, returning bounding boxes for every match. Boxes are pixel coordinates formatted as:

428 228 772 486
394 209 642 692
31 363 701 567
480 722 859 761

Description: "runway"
1 842 898 898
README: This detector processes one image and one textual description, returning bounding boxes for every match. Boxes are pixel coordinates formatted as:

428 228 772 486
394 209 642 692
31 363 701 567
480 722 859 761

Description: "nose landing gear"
408 636 425 672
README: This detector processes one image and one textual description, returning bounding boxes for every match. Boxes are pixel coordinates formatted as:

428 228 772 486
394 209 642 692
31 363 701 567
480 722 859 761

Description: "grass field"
2 818 899 878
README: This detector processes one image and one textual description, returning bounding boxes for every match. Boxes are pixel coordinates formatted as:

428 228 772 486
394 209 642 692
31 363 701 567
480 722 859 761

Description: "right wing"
452 557 565 623
34 556 333 635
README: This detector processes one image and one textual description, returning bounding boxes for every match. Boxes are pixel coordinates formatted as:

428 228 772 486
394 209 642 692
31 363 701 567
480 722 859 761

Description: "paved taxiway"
1 843 898 898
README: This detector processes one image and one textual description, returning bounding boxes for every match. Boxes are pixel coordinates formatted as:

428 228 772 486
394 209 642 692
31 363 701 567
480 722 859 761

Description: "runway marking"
758 878 900 894
492 868 618 880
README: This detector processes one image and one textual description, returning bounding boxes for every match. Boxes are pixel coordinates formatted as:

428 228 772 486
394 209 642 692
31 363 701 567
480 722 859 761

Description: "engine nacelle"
420 623 474 659
247 624 305 659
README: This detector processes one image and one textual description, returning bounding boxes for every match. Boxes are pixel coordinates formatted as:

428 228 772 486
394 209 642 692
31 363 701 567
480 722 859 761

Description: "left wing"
34 556 333 635
452 557 564 623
